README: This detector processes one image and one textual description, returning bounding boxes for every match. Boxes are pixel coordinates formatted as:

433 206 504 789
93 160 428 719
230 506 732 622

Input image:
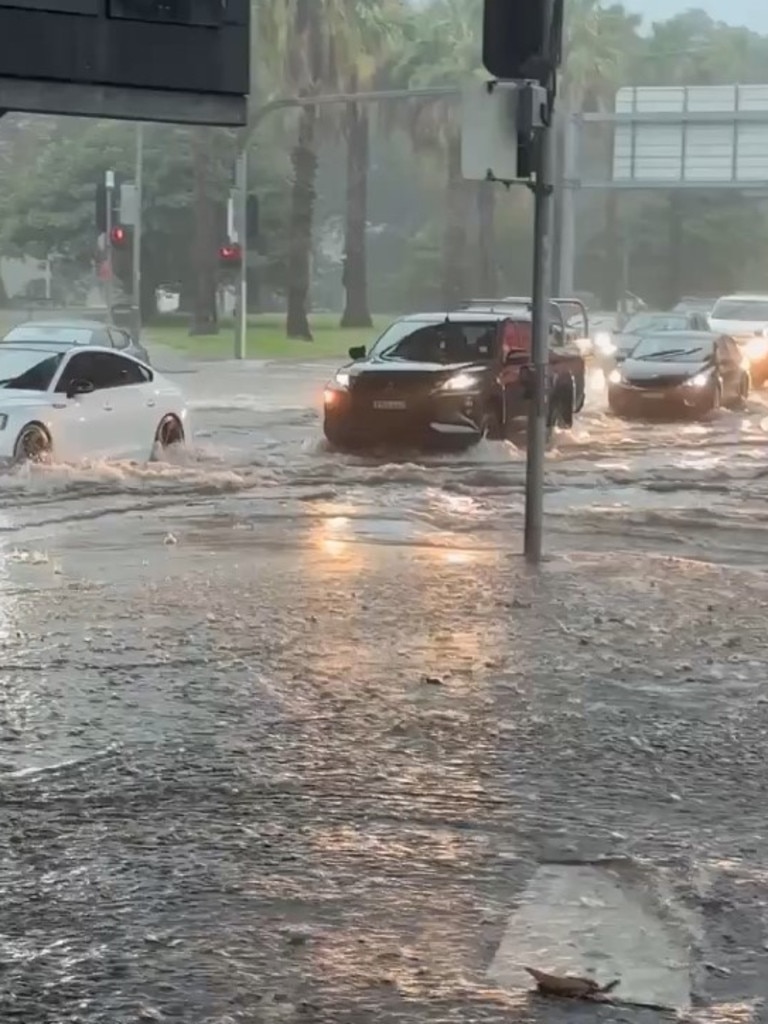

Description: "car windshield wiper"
637 348 700 360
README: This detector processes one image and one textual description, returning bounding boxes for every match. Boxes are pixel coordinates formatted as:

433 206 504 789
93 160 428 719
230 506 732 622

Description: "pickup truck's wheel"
547 379 575 440
13 422 52 464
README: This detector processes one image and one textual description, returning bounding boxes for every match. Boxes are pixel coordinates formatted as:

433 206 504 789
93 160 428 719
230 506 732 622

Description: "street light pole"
523 0 558 565
131 122 144 343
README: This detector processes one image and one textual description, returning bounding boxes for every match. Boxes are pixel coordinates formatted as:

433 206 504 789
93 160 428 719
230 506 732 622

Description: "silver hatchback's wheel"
13 423 52 464
153 415 185 456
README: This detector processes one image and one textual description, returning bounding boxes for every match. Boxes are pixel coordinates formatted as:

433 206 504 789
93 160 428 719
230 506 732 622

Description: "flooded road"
2 352 768 1022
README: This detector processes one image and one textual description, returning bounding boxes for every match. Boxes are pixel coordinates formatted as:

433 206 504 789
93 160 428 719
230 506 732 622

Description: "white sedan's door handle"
146 399 156 408
103 404 113 411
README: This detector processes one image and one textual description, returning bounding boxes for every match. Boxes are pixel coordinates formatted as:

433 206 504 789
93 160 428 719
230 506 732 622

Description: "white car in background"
709 293 768 384
0 342 188 463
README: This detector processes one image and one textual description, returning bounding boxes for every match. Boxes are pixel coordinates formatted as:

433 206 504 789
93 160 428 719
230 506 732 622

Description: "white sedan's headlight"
607 369 623 384
438 371 480 391
334 371 350 388
0 415 7 431
684 372 711 388
594 331 616 355
745 336 768 360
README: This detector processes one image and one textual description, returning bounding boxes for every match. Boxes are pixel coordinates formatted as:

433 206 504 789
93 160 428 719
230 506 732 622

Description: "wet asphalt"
1 350 768 1022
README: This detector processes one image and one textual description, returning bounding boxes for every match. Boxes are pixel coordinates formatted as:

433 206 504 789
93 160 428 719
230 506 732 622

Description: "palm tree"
388 0 486 307
340 2 405 328
255 0 379 339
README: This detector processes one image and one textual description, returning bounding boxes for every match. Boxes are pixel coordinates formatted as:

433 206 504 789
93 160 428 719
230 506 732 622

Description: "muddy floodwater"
1 352 768 1023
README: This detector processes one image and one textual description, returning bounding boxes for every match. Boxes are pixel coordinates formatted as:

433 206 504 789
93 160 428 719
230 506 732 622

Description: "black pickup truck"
322 299 588 450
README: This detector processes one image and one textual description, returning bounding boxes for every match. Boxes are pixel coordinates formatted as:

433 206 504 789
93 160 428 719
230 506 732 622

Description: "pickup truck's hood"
348 359 481 376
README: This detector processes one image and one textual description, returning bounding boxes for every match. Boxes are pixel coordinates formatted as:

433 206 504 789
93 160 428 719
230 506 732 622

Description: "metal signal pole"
105 168 115 325
131 123 144 344
523 0 559 564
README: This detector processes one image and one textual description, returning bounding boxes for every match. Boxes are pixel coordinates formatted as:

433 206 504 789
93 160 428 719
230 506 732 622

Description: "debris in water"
524 966 619 1000
164 533 177 545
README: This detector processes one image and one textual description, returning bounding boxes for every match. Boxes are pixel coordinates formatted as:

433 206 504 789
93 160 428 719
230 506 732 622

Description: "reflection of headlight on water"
684 372 710 388
745 337 768 360
594 331 616 355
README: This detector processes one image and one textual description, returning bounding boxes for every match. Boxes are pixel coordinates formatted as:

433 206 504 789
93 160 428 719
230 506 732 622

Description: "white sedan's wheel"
13 422 52 464
152 415 185 458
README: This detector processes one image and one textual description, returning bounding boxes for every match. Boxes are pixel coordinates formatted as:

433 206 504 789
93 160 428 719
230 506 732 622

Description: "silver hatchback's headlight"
684 372 711 388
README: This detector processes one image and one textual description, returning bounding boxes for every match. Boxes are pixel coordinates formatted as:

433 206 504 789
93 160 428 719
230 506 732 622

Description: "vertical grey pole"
105 169 114 326
131 123 144 344
234 147 248 359
557 111 576 296
524 90 556 564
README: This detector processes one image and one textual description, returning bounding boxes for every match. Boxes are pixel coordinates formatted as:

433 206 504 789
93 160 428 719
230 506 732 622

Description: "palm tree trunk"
286 104 318 340
442 135 469 307
190 127 218 336
475 182 497 295
341 100 373 328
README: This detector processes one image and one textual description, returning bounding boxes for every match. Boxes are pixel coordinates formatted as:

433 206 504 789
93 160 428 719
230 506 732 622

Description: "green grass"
150 313 388 360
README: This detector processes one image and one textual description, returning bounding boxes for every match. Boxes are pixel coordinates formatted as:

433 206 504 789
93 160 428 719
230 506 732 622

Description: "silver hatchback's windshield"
4 326 92 344
630 335 713 362
0 347 64 390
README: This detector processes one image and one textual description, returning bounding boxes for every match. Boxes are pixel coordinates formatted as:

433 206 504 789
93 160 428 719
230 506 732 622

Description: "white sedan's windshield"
0 348 64 390
711 300 768 321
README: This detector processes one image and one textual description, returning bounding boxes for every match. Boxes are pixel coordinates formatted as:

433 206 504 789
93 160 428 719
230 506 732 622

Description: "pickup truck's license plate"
373 399 406 410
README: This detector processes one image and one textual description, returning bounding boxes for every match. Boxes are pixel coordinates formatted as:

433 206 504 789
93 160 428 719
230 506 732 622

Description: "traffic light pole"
524 122 555 564
523 0 559 565
104 169 114 325
131 123 143 344
234 148 247 359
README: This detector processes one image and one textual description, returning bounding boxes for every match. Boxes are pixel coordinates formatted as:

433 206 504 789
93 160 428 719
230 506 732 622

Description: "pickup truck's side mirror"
348 345 366 360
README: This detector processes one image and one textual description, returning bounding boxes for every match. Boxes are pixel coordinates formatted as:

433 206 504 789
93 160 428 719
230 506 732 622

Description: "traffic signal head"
218 243 242 267
482 0 563 83
111 224 129 246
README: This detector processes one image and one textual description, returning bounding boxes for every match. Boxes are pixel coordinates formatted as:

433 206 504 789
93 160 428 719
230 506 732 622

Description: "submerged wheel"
153 414 185 455
13 422 52 464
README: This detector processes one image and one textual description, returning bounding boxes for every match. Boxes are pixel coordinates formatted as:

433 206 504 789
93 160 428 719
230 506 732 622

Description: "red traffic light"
110 224 128 246
218 243 241 264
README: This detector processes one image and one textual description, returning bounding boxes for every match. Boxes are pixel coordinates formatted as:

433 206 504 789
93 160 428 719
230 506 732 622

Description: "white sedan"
0 342 189 463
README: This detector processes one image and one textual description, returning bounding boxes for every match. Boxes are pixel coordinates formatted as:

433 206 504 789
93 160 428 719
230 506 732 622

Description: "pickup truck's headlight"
334 371 350 388
594 331 616 355
684 372 710 388
438 371 479 392
607 369 623 384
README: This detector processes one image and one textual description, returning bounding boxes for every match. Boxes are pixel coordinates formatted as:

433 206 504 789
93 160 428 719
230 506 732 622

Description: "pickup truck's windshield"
368 320 498 363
